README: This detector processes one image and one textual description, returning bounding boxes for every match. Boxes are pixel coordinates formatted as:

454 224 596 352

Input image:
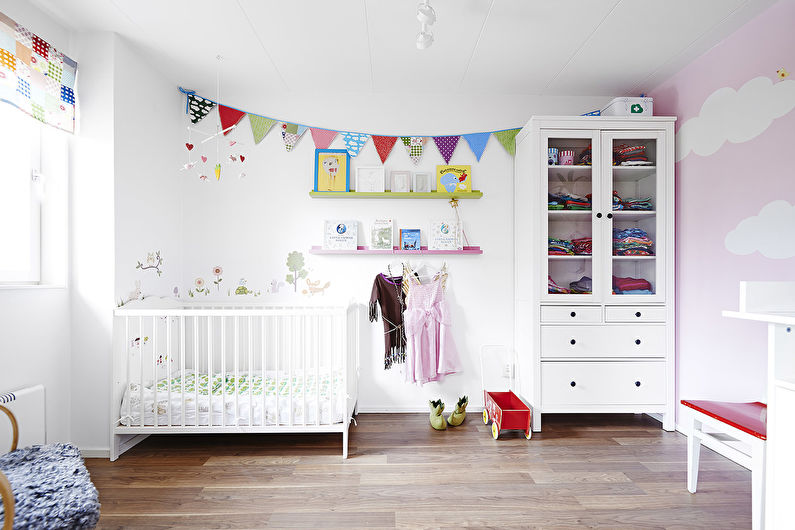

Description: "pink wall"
650 0 795 420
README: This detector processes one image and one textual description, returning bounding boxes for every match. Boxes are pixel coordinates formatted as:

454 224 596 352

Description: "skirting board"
80 448 111 458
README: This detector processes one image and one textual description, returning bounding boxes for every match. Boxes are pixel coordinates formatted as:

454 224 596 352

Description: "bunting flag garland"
341 132 370 157
218 105 246 135
372 135 397 163
248 113 276 144
493 128 521 156
280 122 306 152
400 137 427 165
310 128 337 149
179 88 526 163
433 135 460 164
188 94 215 124
462 132 490 162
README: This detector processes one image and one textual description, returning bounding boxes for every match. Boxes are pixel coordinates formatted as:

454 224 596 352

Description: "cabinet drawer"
541 325 665 358
605 306 666 323
541 361 665 406
541 306 602 323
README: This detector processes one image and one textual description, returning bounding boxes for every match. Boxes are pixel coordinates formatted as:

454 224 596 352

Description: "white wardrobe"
514 116 676 432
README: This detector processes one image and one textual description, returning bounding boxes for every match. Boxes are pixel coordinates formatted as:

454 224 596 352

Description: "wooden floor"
86 413 751 529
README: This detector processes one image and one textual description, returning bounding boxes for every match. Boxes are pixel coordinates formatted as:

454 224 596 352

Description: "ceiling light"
417 1 437 25
416 30 434 49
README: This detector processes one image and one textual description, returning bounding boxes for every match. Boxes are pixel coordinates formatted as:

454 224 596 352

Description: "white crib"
111 298 361 460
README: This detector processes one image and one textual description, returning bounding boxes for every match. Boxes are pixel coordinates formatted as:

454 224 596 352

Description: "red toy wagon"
481 346 533 440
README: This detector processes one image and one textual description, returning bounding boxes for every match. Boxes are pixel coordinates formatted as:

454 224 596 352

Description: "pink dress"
403 277 461 385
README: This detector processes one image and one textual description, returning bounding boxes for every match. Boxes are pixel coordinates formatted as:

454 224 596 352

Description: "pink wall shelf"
309 245 483 255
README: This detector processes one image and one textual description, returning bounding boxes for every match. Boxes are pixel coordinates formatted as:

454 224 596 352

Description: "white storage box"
601 97 653 116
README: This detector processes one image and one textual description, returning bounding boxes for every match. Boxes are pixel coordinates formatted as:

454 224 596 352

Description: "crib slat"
139 316 144 428
275 316 279 426
208 316 213 428
248 316 253 427
125 317 130 426
194 316 199 427
329 314 334 427
180 315 185 427
302 314 306 426
167 317 172 427
260 316 265 427
152 316 158 428
234 316 239 427
221 316 226 428
289 315 294 427
315 314 320 427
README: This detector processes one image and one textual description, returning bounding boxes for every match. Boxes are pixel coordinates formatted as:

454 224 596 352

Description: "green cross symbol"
630 103 643 113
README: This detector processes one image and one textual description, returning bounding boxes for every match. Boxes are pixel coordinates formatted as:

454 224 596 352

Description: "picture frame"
413 172 432 193
355 167 386 193
314 149 350 192
390 170 411 193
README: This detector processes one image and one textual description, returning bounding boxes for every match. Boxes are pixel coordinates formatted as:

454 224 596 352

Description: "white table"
723 281 795 529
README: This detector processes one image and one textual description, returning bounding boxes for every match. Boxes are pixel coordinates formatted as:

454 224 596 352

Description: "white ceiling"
31 0 775 99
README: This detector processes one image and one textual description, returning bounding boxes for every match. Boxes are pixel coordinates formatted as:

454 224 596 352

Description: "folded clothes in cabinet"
613 275 652 294
613 227 654 256
569 276 592 294
572 237 592 255
548 192 591 210
548 276 570 294
548 237 591 256
612 191 653 210
613 144 653 166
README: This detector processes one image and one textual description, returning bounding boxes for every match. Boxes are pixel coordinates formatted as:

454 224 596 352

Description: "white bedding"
119 370 346 427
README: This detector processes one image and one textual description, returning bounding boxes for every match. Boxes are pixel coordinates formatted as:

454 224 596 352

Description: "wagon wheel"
482 409 489 424
491 422 499 440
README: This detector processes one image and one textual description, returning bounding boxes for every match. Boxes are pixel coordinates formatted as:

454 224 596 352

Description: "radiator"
0 385 45 450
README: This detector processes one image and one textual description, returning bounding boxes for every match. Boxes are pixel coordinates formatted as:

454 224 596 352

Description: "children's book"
323 220 357 250
400 228 421 251
370 218 393 250
428 219 462 250
436 165 471 193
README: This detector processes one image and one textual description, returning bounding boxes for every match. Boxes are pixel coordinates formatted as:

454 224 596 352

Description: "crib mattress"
119 370 346 427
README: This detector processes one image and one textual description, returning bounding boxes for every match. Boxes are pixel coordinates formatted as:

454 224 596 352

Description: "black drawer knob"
635 381 641 387
635 311 642 318
635 339 641 345
607 213 613 219
596 212 603 219
570 381 576 387
570 339 576 345
570 311 576 317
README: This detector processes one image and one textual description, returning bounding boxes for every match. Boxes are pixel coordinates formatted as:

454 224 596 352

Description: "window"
0 104 42 283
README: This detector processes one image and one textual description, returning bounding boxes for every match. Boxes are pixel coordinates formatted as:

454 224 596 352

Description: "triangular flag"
280 122 306 152
341 132 370 157
248 114 276 144
433 136 460 164
372 135 397 164
188 94 215 124
493 128 521 156
218 105 246 135
310 128 337 149
463 132 490 161
400 137 427 165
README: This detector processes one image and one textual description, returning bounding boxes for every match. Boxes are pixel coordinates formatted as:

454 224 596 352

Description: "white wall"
0 0 73 443
178 94 607 413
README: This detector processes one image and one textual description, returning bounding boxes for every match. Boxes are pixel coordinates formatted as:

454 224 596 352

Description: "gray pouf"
0 443 100 529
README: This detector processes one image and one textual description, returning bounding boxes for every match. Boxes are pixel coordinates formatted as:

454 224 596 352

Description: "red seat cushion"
681 400 766 440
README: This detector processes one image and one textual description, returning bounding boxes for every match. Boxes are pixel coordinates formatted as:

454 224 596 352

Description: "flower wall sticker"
188 277 210 297
212 266 224 290
136 250 163 276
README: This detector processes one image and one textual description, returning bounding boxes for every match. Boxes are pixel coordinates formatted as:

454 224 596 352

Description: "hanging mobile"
180 125 196 170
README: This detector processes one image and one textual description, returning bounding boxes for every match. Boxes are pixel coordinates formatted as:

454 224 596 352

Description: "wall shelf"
308 191 483 199
310 245 483 255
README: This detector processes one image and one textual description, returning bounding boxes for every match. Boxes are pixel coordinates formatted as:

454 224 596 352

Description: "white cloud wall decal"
725 200 795 259
676 77 795 161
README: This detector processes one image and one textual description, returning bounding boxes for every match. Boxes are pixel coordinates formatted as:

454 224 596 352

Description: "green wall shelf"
308 190 483 199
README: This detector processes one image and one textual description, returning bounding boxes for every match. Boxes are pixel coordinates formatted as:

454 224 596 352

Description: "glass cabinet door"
600 131 665 302
541 131 602 301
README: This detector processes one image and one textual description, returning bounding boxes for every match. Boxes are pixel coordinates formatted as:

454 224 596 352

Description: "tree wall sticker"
285 251 308 292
